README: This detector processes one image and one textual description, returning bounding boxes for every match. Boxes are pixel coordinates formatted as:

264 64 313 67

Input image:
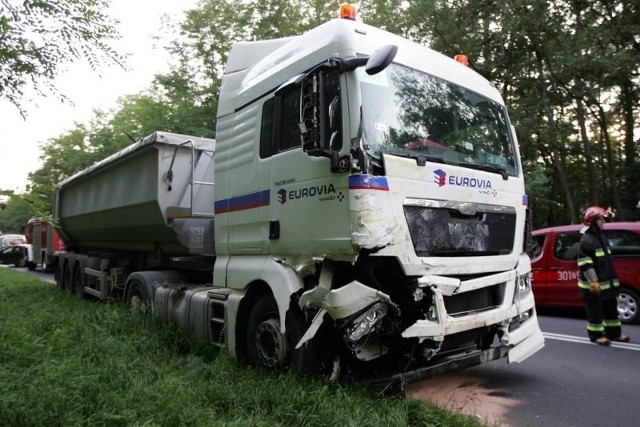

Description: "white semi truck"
53 5 544 388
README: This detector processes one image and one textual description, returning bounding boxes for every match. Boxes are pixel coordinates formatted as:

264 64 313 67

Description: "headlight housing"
514 272 532 302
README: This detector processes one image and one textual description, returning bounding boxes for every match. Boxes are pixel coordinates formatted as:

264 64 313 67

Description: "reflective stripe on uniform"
577 279 619 290
587 323 604 332
578 257 594 267
603 319 622 327
578 280 590 290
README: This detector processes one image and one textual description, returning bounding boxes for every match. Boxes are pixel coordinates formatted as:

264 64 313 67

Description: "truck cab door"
262 70 352 257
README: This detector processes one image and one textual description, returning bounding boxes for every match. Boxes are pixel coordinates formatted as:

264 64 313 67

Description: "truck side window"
259 88 302 159
260 98 276 158
279 88 302 152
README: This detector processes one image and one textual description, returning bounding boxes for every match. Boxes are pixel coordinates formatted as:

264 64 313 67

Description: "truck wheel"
27 262 37 271
246 296 288 370
125 279 151 311
55 262 65 290
73 264 86 299
64 263 75 293
617 288 639 324
246 295 334 376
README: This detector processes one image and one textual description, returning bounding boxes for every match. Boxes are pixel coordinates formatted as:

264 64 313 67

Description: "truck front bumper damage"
402 272 545 363
297 268 544 381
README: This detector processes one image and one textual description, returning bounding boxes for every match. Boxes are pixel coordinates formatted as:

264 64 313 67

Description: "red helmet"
583 206 609 226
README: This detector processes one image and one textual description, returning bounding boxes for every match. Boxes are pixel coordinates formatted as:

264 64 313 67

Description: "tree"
0 192 40 233
392 0 639 225
0 0 124 116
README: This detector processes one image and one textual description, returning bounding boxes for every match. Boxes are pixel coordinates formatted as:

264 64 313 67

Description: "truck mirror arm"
274 44 398 95
306 149 350 173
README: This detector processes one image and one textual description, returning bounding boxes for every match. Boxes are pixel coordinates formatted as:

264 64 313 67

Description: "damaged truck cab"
53 5 543 387
211 9 543 382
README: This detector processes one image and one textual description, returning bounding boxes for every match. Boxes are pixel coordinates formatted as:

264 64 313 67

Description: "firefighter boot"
593 337 611 346
610 335 630 343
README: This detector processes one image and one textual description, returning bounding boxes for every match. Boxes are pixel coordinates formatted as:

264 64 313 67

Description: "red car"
529 222 640 324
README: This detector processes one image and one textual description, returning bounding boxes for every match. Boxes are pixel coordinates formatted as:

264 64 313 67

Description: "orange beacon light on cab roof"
339 3 357 20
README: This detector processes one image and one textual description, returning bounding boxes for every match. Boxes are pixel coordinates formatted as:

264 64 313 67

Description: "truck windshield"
359 64 518 176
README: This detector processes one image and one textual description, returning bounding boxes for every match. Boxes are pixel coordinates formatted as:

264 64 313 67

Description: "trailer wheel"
64 263 75 293
73 264 86 299
55 262 65 290
246 295 334 376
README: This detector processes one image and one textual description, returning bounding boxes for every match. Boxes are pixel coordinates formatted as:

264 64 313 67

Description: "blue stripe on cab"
349 175 389 191
215 189 271 214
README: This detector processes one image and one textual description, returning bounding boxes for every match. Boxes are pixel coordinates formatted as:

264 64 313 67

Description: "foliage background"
1 0 639 232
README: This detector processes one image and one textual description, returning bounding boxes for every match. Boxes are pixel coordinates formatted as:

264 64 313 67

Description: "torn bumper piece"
296 273 544 368
296 280 395 349
364 346 510 394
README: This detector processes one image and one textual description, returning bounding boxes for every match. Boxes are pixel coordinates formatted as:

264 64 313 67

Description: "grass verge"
0 268 483 426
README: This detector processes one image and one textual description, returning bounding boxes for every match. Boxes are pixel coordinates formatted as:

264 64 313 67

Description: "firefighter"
577 206 630 345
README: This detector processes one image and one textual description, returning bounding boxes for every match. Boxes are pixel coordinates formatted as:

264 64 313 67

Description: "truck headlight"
514 272 532 302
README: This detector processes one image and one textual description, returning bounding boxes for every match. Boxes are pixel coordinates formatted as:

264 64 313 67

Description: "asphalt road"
454 313 640 427
11 265 56 284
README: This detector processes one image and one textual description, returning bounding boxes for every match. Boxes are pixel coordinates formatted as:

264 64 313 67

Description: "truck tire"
73 263 86 299
125 279 151 311
618 288 639 324
246 296 287 370
55 261 65 290
64 263 75 294
246 295 334 376
27 262 37 271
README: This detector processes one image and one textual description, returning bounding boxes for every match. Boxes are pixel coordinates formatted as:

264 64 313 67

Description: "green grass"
0 268 484 427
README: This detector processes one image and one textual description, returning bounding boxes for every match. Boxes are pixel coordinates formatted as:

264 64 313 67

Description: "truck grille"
404 202 516 257
444 283 506 316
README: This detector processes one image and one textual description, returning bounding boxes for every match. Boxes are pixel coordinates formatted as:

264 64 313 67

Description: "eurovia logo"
277 184 344 205
434 169 447 187
277 189 287 204
433 168 495 194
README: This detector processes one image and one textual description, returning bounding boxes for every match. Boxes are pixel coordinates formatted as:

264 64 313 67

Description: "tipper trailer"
54 5 544 388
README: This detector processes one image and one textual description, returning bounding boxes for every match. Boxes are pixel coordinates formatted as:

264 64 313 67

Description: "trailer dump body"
55 132 216 256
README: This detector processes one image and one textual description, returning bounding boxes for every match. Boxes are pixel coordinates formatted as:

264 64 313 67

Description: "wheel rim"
617 292 637 321
255 318 287 368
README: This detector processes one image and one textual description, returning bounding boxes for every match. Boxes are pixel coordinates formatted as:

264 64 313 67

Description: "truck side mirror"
365 45 398 75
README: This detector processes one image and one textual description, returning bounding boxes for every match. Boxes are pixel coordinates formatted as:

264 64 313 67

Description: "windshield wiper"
463 162 509 180
384 149 446 166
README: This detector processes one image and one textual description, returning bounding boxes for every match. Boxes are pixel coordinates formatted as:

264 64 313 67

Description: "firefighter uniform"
577 227 622 342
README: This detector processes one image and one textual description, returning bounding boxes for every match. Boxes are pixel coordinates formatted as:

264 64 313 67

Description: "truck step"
208 288 233 300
